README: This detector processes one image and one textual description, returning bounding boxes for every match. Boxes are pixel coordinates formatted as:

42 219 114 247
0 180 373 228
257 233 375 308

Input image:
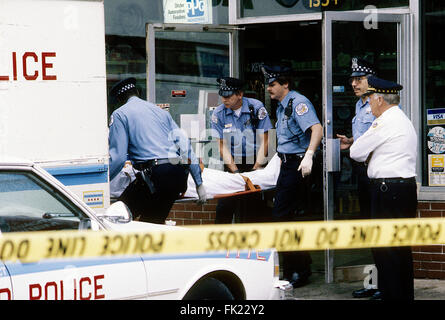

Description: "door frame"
322 11 410 283
145 23 242 103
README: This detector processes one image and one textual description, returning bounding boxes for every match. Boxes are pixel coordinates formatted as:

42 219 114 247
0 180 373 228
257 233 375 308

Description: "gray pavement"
285 271 445 300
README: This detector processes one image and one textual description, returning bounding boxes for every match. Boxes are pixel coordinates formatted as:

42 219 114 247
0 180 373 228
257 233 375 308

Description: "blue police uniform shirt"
352 98 375 141
108 96 202 186
276 91 320 154
211 97 273 158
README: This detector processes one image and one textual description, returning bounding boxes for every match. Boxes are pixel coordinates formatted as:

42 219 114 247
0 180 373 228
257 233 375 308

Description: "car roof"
0 157 34 167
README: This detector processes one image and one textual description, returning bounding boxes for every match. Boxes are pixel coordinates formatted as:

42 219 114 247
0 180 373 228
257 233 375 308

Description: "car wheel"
183 277 235 300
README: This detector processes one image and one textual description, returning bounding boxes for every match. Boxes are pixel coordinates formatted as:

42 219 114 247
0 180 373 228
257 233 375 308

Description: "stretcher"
181 153 280 200
110 154 281 201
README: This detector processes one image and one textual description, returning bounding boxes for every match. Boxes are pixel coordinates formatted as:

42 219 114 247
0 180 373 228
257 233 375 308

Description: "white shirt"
350 106 417 179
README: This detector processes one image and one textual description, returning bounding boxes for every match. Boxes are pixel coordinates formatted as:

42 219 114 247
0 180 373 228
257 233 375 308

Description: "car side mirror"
102 201 133 224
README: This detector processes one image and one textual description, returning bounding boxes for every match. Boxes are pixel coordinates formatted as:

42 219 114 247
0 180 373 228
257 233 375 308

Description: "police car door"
0 166 148 300
146 22 241 169
0 261 12 300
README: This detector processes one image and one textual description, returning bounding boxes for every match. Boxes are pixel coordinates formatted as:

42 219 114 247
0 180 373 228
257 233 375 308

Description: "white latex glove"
196 184 207 204
298 150 314 178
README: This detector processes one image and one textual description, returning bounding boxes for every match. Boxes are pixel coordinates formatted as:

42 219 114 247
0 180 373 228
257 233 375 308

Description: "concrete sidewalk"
285 271 445 300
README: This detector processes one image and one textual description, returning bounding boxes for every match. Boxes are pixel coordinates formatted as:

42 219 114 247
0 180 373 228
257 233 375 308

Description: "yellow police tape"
0 217 444 263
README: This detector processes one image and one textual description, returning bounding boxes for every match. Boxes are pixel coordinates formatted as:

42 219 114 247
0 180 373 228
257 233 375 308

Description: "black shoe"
288 271 312 288
369 290 383 300
352 288 378 298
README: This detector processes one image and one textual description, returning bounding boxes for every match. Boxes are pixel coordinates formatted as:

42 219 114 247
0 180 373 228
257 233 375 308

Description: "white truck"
0 0 110 212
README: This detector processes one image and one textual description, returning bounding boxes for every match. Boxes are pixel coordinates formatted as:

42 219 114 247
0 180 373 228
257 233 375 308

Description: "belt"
278 152 305 163
134 158 181 171
370 177 416 184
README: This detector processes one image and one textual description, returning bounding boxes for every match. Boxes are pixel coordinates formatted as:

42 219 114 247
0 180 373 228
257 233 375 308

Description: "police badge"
258 107 268 120
295 103 309 116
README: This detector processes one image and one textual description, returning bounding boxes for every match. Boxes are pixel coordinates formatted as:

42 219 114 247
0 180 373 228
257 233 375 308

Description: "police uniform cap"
364 75 403 96
217 77 244 97
109 77 137 99
261 65 292 84
350 57 376 77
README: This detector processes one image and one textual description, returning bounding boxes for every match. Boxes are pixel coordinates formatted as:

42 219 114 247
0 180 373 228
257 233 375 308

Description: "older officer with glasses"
350 76 417 300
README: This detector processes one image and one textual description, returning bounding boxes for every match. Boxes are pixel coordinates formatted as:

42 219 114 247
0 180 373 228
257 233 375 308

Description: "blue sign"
186 0 205 18
427 108 445 125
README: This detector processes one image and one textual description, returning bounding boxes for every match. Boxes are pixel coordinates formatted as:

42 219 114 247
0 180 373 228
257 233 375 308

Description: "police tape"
0 217 444 263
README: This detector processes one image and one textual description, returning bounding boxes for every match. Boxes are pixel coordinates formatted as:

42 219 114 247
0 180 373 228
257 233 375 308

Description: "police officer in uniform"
108 77 207 224
350 76 417 300
262 65 323 287
336 57 381 299
211 77 273 224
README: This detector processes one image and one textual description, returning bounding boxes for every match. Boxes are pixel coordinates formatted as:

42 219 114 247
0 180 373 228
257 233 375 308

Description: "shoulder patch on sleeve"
211 114 218 124
257 106 268 120
109 115 114 127
295 103 309 116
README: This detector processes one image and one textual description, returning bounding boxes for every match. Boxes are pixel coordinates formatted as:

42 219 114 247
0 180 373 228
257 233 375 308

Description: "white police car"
0 159 288 300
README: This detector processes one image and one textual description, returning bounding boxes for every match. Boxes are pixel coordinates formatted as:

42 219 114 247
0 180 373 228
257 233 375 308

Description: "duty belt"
134 158 181 171
370 177 416 184
278 152 305 163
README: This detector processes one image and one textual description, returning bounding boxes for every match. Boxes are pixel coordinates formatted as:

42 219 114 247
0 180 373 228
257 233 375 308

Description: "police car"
0 159 288 300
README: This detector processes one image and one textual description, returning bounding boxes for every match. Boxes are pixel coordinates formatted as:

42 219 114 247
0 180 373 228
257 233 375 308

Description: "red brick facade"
413 201 445 280
167 199 218 225
168 200 445 280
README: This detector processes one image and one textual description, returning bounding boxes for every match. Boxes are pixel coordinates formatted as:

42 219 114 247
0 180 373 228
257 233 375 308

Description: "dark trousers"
370 179 417 300
353 161 371 218
215 162 260 224
272 157 312 278
118 163 188 224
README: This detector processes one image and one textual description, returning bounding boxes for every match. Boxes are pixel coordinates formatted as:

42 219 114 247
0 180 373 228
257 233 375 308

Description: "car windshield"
0 171 87 232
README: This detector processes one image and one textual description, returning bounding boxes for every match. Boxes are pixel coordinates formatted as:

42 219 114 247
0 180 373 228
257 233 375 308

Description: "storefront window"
104 0 228 37
240 0 409 18
422 2 445 187
104 0 229 117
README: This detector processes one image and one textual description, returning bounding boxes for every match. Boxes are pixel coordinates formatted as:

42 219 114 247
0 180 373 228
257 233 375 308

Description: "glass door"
323 12 409 282
146 23 240 168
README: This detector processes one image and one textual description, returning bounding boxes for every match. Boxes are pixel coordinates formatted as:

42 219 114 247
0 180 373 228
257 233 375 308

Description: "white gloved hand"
196 184 207 205
298 150 314 178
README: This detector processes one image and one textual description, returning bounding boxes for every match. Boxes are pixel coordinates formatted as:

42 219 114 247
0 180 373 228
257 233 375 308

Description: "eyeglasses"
349 76 367 85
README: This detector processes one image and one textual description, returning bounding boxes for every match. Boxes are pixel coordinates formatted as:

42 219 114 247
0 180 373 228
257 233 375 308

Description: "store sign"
164 0 213 24
427 126 445 154
429 154 445 186
427 108 445 126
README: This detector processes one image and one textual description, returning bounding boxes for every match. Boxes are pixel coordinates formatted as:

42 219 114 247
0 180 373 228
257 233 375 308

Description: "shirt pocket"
361 112 375 124
282 117 300 139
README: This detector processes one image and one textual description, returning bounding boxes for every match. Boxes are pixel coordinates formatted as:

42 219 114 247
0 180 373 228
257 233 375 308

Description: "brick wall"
167 199 445 280
167 199 218 225
413 201 445 280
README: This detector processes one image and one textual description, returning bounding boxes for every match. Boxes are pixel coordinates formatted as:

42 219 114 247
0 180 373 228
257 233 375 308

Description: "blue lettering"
186 0 205 17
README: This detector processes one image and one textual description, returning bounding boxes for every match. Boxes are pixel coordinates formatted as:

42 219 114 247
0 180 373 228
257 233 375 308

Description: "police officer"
350 76 417 300
262 65 323 287
108 77 207 224
336 57 381 299
211 77 273 223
